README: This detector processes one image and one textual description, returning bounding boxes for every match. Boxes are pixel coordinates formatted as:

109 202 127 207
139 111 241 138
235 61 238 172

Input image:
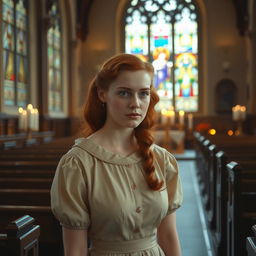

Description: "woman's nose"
129 95 140 108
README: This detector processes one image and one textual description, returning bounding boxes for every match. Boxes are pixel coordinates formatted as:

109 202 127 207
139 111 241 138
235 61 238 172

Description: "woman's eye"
118 91 130 97
139 91 150 97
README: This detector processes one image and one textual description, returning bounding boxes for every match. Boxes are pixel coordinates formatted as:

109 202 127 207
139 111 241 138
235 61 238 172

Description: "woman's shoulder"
152 144 175 159
152 144 178 171
59 138 97 167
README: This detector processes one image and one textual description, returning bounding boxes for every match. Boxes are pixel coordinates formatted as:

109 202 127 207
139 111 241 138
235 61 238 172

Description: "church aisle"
176 159 213 256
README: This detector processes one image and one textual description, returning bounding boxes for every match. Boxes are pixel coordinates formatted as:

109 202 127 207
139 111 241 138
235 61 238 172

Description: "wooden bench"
0 177 52 189
226 162 256 256
0 131 55 150
0 215 40 256
247 225 256 256
0 206 63 256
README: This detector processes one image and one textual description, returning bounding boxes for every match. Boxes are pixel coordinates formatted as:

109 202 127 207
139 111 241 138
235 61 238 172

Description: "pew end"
0 215 40 256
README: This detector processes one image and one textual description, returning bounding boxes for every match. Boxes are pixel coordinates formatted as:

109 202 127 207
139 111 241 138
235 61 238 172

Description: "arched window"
46 0 62 113
124 0 199 112
2 0 29 108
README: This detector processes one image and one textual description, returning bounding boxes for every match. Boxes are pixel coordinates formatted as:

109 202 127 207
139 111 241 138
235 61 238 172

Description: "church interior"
0 0 256 255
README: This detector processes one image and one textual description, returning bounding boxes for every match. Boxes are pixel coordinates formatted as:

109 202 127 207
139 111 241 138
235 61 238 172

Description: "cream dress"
51 137 183 256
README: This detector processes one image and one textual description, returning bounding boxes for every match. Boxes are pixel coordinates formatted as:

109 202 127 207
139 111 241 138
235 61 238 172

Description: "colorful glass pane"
3 0 14 24
16 29 27 55
174 8 198 112
2 0 28 107
47 1 62 113
125 10 148 61
3 23 14 50
16 55 26 83
3 50 15 81
47 27 54 45
150 11 173 111
16 0 26 30
54 50 60 69
48 46 54 68
54 26 61 49
124 0 199 113
17 81 27 107
4 79 15 105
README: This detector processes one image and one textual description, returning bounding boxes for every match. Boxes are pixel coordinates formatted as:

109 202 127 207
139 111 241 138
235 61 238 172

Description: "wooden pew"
193 132 256 256
0 131 55 150
226 162 256 256
246 225 256 256
0 137 76 255
0 206 63 256
0 215 40 256
0 177 52 189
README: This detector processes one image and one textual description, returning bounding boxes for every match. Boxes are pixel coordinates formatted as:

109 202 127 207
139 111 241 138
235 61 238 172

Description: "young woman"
51 53 183 256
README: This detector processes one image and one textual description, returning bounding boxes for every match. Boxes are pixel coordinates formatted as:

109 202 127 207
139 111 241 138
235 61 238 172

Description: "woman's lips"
126 113 141 119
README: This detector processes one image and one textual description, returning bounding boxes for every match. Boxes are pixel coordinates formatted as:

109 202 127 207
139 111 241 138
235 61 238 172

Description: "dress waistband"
91 236 158 253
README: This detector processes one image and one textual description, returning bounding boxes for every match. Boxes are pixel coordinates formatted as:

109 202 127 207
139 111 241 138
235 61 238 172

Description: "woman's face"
98 70 151 130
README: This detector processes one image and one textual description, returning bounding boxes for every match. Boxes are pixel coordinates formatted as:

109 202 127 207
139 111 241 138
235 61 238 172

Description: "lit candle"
240 106 246 120
22 110 28 131
169 110 175 126
27 104 33 130
179 110 185 126
161 109 167 124
34 108 39 131
188 113 193 129
18 107 24 131
232 105 240 121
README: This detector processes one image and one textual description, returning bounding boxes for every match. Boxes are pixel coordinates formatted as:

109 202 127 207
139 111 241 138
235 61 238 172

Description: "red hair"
83 53 163 191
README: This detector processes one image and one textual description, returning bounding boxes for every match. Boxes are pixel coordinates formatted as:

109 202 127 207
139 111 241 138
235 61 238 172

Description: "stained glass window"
2 0 29 107
47 1 62 113
124 0 199 112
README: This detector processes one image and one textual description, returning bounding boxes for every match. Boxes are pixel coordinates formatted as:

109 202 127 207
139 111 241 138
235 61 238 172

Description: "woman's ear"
97 87 106 103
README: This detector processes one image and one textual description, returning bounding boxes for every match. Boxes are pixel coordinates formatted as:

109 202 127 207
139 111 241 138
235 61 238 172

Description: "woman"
51 53 183 256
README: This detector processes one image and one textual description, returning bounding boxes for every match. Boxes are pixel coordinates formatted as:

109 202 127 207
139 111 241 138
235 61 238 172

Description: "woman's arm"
62 227 88 256
157 212 182 256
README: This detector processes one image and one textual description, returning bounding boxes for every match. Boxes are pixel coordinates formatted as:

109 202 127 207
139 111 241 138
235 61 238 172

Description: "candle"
188 113 193 129
161 109 167 124
169 110 175 126
232 105 246 121
18 107 24 131
179 110 185 126
34 108 39 131
27 104 33 130
22 110 28 131
240 106 246 120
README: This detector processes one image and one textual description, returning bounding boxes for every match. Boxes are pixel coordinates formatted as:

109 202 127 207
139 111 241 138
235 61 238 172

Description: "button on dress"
51 137 183 256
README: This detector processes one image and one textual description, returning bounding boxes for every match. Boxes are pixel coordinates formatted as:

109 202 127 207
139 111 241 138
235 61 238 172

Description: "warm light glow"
240 106 246 112
179 110 185 116
227 130 233 136
208 129 216 135
18 107 23 113
27 104 33 110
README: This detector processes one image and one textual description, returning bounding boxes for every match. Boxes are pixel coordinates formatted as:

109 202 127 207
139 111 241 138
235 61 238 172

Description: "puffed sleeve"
165 151 183 215
50 153 90 229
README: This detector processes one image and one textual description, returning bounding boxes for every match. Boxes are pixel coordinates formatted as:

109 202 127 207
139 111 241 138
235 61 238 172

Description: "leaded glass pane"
125 10 148 61
47 1 62 113
3 0 14 24
151 11 173 111
2 0 28 107
174 8 198 111
124 0 199 113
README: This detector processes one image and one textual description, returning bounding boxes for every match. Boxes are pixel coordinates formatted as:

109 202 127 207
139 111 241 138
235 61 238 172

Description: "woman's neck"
87 126 138 156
